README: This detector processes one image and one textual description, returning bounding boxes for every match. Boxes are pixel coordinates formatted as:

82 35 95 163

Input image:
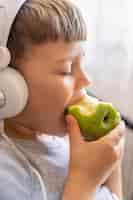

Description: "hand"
66 115 125 191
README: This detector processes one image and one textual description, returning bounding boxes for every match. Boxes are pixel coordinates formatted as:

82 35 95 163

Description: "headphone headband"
0 0 27 47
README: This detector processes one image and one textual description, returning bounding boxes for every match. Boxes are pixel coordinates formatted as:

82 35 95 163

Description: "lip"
64 91 87 116
71 95 85 105
68 90 87 106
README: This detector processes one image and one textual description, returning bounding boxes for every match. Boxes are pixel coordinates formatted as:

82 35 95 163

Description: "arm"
103 121 125 200
62 171 95 200
104 162 123 200
104 132 125 200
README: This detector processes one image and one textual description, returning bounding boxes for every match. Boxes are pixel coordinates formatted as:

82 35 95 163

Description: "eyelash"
60 71 72 76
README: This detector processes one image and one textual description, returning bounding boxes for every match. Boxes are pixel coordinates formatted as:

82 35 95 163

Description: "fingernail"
66 115 72 124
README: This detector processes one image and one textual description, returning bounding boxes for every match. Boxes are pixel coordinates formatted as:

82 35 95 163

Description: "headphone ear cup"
0 47 11 70
0 67 28 119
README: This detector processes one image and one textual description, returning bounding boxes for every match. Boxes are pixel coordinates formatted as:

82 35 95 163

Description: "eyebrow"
55 56 74 64
55 52 86 64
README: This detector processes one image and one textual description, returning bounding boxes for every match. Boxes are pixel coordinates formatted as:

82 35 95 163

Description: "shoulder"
0 136 33 200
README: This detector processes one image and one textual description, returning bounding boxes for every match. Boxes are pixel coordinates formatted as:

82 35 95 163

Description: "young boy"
0 0 125 199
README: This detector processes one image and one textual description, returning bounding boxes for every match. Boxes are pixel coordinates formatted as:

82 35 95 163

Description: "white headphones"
0 0 29 119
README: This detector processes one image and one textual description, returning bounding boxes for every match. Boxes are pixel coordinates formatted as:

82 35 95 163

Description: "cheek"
48 77 75 109
28 76 74 113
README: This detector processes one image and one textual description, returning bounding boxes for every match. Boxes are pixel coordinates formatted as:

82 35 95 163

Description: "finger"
65 115 82 143
102 120 125 146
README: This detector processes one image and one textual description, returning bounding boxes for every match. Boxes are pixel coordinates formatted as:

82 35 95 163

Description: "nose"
75 68 93 90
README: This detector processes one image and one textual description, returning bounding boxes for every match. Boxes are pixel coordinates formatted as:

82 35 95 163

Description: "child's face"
16 40 92 135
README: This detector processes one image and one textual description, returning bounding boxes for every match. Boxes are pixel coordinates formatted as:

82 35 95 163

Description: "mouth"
70 96 86 106
64 90 87 115
69 90 87 105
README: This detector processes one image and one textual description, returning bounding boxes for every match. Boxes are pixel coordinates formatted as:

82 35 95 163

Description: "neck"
4 115 67 140
4 119 37 140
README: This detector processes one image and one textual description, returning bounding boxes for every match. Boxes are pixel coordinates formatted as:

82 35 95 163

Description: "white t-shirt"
0 120 119 200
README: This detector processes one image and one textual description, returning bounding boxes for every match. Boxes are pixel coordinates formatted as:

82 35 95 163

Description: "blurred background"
74 1 133 200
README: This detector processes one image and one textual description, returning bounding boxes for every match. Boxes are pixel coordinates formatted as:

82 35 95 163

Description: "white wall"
75 0 133 121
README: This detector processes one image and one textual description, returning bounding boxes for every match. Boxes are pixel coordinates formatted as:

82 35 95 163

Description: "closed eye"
60 71 72 76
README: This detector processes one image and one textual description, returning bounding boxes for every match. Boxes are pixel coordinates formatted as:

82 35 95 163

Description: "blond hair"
7 0 87 65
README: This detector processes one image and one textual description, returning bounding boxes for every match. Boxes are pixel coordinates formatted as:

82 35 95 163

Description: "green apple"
65 95 121 141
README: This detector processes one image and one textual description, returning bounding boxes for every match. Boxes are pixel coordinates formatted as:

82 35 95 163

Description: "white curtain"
75 0 133 121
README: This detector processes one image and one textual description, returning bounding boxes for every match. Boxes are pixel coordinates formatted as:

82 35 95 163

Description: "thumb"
66 115 82 143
